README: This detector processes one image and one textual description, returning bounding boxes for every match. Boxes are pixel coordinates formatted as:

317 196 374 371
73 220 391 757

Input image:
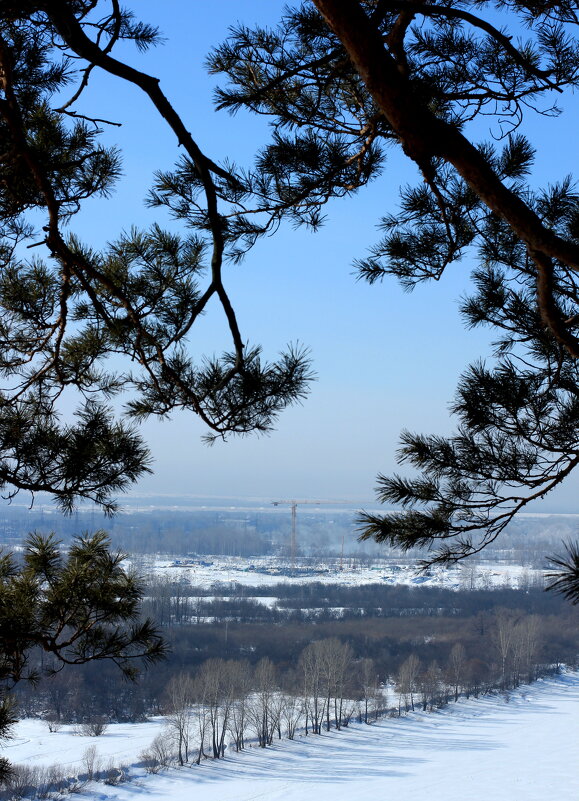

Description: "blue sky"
65 2 579 510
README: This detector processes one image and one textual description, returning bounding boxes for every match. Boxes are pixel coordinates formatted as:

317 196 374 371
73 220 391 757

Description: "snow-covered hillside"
5 672 579 801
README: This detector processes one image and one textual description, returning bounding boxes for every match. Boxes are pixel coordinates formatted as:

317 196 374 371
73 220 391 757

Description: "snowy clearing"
5 672 579 801
144 554 544 593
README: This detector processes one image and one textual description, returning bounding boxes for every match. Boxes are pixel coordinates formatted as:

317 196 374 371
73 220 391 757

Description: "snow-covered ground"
5 672 579 801
3 718 167 770
144 554 545 593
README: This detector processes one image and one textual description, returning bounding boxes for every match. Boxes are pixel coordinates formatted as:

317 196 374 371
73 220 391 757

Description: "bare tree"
396 654 421 714
299 642 326 736
511 615 542 686
419 661 443 712
447 643 467 703
165 672 194 766
319 638 354 731
191 673 211 765
280 692 303 741
299 638 353 733
248 658 278 747
521 615 542 684
493 609 518 689
227 660 252 753
194 659 233 760
357 657 380 724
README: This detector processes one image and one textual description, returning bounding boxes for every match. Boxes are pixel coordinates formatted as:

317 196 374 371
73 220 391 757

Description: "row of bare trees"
300 639 383 733
156 613 549 768
395 611 544 714
396 652 466 714
19 602 556 751
158 638 386 767
493 611 543 690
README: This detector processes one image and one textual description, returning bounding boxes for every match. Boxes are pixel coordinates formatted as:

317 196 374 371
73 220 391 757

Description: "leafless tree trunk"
194 658 234 759
248 658 278 747
493 609 518 689
280 693 303 740
447 643 467 703
192 673 210 764
512 615 542 685
227 660 251 753
299 642 326 735
165 672 194 765
307 638 354 732
357 657 381 723
396 654 421 713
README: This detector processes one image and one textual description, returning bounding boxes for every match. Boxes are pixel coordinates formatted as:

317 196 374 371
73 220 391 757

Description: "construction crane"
271 499 353 575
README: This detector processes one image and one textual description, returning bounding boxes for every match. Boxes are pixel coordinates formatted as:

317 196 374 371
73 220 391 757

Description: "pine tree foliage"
0 530 164 683
545 541 579 604
209 1 579 598
0 530 164 781
0 1 313 513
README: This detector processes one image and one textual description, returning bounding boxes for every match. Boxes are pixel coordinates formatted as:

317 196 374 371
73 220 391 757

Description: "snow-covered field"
3 718 167 770
145 554 545 593
6 672 579 801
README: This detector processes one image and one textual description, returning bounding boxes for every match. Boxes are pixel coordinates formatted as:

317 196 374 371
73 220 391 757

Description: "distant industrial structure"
271 499 353 574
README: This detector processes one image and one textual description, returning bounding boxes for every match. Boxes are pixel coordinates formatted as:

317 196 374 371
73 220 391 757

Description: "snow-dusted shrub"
139 751 161 773
66 775 89 795
4 763 72 799
43 717 62 734
140 734 174 773
340 700 357 727
102 760 128 786
77 716 108 737
138 750 161 774
4 764 37 799
36 765 66 799
81 745 100 782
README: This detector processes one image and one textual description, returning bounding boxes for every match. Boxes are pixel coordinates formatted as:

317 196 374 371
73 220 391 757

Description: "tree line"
4 619 569 799
0 505 571 568
18 620 567 781
140 578 566 628
14 594 578 728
